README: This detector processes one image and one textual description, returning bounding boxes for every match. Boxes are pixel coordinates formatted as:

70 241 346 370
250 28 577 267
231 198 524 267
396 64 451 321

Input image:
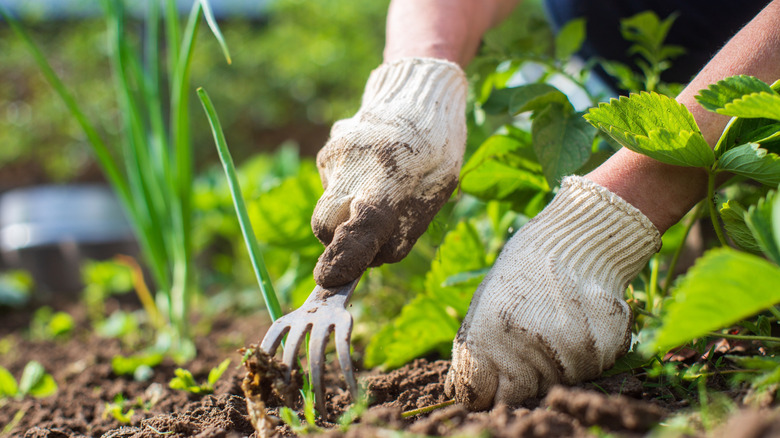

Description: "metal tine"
281 323 312 381
309 322 334 417
259 319 291 355
334 317 358 399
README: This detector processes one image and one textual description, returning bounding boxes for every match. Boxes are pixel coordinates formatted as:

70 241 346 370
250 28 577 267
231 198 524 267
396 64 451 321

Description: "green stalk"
708 332 780 343
646 255 660 314
197 88 283 321
706 169 729 247
401 400 456 418
164 0 181 79
662 202 703 297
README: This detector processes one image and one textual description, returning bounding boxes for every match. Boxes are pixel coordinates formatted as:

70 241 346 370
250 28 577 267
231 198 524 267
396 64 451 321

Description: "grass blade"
0 5 132 215
197 87 283 321
199 0 232 64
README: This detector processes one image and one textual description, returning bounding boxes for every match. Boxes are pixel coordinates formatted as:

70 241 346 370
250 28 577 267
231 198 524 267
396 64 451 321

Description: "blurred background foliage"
0 0 388 188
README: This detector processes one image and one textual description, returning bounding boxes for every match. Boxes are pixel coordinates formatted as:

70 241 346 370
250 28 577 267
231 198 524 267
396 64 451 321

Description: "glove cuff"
361 57 467 114
524 175 662 292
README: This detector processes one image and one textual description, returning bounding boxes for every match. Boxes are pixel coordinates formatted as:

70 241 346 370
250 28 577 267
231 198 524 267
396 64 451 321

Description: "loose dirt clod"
543 385 666 432
239 344 299 437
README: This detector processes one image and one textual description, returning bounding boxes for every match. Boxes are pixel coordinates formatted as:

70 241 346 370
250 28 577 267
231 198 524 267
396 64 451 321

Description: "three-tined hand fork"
259 277 360 416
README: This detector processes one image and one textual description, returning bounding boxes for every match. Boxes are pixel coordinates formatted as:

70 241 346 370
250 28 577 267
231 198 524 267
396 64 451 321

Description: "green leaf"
599 60 642 93
199 0 232 64
774 187 780 254
169 368 203 393
532 105 596 185
509 84 573 115
745 191 780 264
207 359 231 387
647 248 780 353
27 373 57 398
555 18 586 60
696 75 775 112
111 353 164 376
0 366 18 397
718 143 780 186
18 361 45 396
720 92 780 120
460 130 550 214
715 117 780 155
584 92 714 167
424 221 490 318
249 163 323 253
363 295 460 369
720 201 762 253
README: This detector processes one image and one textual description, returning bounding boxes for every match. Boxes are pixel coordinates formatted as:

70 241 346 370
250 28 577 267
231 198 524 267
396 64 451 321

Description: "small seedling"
0 361 57 399
169 358 231 394
29 307 74 340
103 395 134 424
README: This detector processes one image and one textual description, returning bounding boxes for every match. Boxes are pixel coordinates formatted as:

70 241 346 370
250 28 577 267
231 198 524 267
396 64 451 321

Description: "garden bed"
2 302 777 438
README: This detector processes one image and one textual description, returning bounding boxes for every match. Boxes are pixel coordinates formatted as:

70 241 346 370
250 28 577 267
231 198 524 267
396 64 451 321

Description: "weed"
0 361 57 399
103 395 135 424
168 358 230 395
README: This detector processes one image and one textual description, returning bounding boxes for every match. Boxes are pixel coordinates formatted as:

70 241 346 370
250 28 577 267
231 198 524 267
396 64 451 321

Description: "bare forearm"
383 0 520 66
589 0 780 234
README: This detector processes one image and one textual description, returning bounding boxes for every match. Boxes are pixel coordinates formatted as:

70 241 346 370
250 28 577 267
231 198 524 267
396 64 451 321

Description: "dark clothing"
544 0 769 86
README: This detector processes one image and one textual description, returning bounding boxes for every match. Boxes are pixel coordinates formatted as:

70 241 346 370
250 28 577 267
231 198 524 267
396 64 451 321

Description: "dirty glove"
445 176 661 409
312 58 467 287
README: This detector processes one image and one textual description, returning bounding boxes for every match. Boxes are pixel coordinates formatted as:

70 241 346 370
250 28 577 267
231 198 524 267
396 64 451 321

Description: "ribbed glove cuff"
361 58 467 115
524 176 662 291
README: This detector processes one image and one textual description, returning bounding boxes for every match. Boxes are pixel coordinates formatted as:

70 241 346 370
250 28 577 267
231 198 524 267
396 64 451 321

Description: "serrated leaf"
533 105 596 185
555 18 586 61
0 366 18 397
647 248 780 353
745 191 780 264
696 75 774 112
720 92 780 120
18 361 45 395
719 143 780 186
720 201 762 253
715 117 780 155
460 131 550 213
584 92 714 167
509 83 573 115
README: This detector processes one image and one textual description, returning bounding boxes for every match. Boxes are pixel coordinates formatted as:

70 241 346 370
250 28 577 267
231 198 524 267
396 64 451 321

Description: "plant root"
239 344 299 437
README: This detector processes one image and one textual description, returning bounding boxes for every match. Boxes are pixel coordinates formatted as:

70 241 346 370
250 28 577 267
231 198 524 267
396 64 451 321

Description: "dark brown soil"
1 303 776 438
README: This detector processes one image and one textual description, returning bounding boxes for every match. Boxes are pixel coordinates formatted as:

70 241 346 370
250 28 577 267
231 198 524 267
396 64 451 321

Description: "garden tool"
260 276 361 416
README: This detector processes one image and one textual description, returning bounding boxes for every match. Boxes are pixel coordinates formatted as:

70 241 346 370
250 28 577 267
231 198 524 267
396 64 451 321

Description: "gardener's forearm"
383 0 520 66
588 0 780 234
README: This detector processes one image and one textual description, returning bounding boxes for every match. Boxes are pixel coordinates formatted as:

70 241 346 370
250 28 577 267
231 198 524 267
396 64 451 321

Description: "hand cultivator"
260 277 361 415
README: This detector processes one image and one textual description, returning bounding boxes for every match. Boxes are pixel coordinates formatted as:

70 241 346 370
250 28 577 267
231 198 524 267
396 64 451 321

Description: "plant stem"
706 170 729 247
197 88 283 322
662 202 703 297
646 255 660 314
708 332 780 343
401 399 456 418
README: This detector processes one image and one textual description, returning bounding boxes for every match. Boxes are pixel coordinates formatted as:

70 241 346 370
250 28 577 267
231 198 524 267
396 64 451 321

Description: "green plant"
0 0 231 359
168 358 230 394
0 361 57 399
583 76 780 381
29 307 74 340
103 395 135 424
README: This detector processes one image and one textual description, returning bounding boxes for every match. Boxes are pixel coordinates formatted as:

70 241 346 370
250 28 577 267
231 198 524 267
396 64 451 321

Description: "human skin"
384 0 780 234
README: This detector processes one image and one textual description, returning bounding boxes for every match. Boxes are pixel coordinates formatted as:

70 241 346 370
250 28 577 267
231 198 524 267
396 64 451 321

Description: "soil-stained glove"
312 58 467 287
445 176 662 409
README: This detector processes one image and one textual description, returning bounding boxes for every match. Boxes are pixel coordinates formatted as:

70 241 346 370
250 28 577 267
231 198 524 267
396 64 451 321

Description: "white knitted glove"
445 176 662 409
312 58 467 287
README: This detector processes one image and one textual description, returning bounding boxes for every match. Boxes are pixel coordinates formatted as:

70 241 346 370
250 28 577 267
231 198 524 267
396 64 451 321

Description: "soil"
1 301 778 438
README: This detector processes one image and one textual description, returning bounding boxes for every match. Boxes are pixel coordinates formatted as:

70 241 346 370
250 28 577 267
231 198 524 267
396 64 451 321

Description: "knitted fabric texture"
312 58 468 287
446 176 662 409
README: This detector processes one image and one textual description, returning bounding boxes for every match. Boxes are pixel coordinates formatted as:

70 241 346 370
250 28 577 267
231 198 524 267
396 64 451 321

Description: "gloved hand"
445 176 662 409
312 58 467 287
